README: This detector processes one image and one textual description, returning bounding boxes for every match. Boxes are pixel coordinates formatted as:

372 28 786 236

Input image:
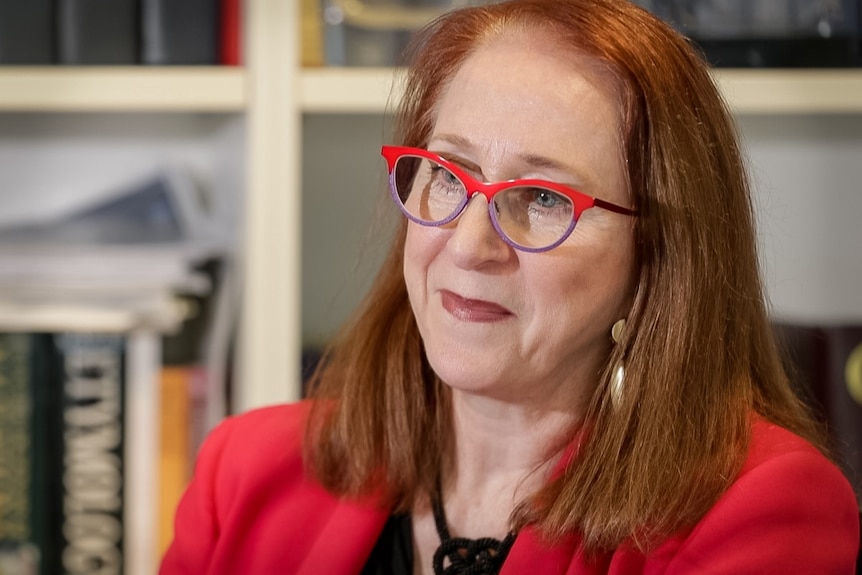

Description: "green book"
0 333 36 565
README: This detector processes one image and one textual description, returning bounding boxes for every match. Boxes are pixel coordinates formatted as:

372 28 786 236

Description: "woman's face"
403 31 636 405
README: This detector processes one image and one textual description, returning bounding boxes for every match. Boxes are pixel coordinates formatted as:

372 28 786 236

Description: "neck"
441 390 584 538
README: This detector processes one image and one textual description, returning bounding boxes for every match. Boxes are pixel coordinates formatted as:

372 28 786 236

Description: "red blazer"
160 401 859 575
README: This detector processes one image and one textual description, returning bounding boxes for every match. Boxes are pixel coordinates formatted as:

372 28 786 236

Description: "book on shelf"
0 334 37 563
57 0 138 64
0 332 127 575
220 0 243 66
774 322 862 504
300 0 323 67
54 332 127 575
157 366 193 559
141 0 220 65
0 0 54 64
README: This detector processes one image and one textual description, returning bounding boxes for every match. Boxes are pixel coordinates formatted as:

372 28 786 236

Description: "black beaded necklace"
430 496 516 575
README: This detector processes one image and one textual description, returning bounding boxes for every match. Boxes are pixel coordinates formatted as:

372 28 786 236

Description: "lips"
440 290 513 322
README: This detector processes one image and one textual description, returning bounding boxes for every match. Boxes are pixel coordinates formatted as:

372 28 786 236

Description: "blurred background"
0 0 859 574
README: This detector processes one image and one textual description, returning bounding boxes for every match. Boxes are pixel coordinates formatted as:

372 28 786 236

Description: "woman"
160 0 860 573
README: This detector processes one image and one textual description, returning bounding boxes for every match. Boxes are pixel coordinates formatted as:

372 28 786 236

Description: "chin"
425 346 511 395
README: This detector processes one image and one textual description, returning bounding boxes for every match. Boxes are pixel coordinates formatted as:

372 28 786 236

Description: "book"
220 0 242 66
0 333 58 575
0 0 54 64
0 334 34 546
54 332 127 575
57 0 137 65
774 322 862 504
141 0 220 65
157 366 192 559
27 333 64 575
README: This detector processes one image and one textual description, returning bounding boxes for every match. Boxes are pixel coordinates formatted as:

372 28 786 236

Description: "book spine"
220 0 242 66
57 0 137 65
56 333 126 575
29 333 65 575
157 366 192 559
0 1 54 64
141 0 219 65
0 334 33 543
300 0 323 67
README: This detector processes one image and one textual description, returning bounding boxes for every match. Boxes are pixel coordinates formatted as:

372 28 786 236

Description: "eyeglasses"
381 146 637 252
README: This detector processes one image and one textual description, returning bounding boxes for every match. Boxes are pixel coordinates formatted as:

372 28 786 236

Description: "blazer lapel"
297 499 390 575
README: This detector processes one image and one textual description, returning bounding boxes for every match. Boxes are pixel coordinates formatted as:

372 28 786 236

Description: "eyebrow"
430 133 585 183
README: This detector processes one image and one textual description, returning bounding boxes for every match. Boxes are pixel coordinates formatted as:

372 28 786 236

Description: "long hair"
306 0 824 553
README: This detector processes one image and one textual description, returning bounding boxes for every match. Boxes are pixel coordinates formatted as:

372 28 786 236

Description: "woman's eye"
535 190 560 208
430 166 462 190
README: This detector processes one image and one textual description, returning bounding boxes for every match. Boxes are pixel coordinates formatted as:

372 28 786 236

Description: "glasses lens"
393 155 467 224
493 186 575 249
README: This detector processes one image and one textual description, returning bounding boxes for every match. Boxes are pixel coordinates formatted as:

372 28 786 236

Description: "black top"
361 514 415 575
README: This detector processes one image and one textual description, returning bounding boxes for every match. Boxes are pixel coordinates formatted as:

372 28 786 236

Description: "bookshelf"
0 38 860 409
0 3 299 573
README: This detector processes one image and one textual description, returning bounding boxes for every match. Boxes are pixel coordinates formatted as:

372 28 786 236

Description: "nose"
446 193 512 268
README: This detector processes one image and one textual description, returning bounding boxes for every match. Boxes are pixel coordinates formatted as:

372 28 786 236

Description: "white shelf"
300 67 402 113
300 67 862 115
2 67 859 115
0 67 245 112
715 69 862 114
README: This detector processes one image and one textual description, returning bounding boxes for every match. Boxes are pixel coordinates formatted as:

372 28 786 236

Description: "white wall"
300 114 398 347
742 114 862 324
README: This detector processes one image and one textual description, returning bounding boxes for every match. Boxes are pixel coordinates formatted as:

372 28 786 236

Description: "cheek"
543 233 637 318
403 223 443 299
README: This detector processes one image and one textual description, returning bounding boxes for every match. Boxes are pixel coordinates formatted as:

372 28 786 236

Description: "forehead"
430 29 627 195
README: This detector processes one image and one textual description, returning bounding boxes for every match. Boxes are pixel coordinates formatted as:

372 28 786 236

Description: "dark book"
632 0 862 68
0 333 60 575
57 0 137 65
0 1 54 64
774 323 862 504
141 0 219 65
28 333 65 575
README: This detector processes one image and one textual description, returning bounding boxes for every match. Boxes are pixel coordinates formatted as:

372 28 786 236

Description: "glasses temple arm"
594 197 637 216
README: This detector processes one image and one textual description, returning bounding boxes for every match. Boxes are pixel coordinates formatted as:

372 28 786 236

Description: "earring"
611 319 626 344
610 319 626 406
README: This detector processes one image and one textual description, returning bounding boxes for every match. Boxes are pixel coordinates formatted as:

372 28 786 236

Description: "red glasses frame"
381 145 637 252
